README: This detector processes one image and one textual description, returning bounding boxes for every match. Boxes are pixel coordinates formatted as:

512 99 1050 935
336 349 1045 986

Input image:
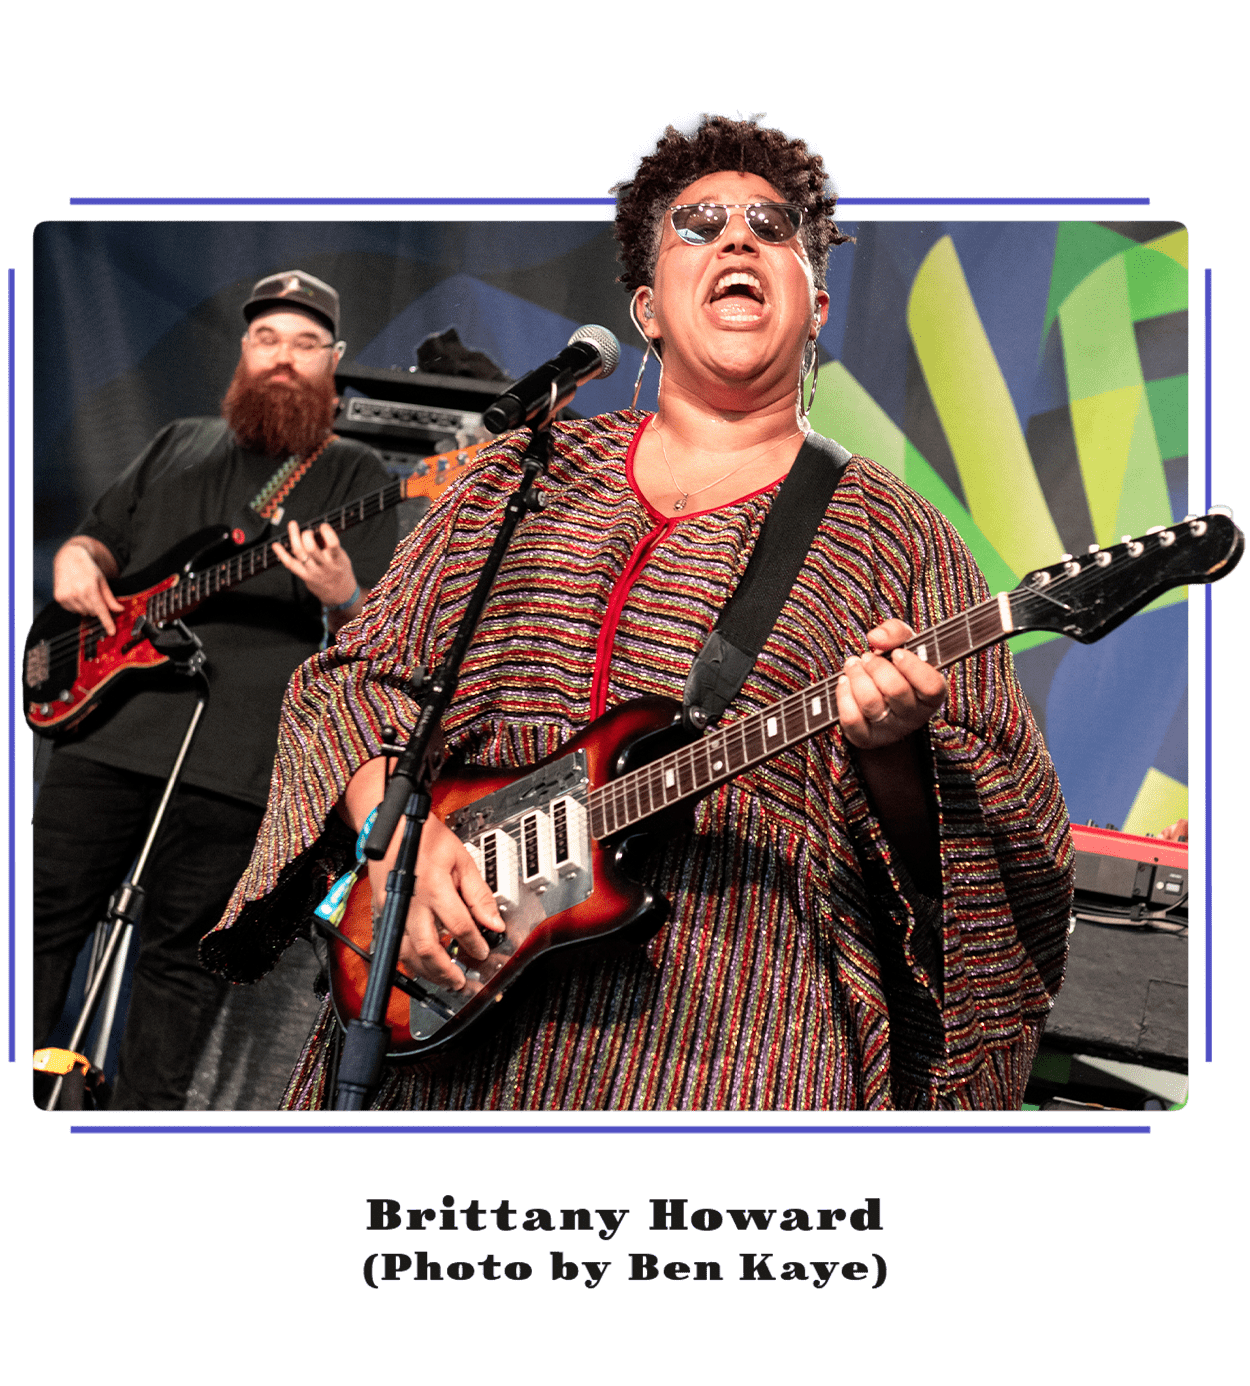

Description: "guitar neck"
146 441 487 622
151 477 409 621
587 591 1015 841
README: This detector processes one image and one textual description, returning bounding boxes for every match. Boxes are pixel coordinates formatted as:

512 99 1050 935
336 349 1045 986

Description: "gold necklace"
653 418 803 512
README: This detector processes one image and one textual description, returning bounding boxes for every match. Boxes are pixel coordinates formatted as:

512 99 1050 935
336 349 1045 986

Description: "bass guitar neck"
24 440 487 735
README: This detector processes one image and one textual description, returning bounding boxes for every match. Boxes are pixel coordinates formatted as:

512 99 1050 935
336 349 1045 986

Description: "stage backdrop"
33 219 1188 834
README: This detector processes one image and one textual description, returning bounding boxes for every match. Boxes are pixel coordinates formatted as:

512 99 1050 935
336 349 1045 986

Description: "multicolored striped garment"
203 410 1073 1110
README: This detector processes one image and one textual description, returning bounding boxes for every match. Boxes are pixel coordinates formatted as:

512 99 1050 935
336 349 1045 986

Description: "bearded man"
33 270 398 1109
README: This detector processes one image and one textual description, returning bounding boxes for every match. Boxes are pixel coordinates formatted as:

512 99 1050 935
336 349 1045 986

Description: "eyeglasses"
244 328 339 360
668 202 805 247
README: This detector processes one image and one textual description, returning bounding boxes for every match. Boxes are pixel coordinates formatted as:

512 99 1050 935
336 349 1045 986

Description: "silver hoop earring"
629 293 661 410
631 341 663 410
800 338 819 420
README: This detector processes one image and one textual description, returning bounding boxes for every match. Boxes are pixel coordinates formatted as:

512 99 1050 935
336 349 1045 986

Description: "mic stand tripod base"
41 627 210 1111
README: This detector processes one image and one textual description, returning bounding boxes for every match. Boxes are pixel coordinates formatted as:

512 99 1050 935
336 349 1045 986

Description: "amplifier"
1071 823 1188 917
335 396 487 456
333 362 501 457
1042 824 1188 1072
335 361 507 413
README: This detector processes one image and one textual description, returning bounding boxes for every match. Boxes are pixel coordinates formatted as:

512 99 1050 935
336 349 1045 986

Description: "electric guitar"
325 511 1243 1060
23 441 487 735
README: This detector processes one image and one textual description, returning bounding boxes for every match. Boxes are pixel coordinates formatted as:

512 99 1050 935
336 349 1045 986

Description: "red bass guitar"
23 442 485 735
324 511 1243 1060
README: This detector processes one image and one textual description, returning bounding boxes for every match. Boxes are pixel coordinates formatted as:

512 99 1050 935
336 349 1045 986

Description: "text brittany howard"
367 1196 883 1240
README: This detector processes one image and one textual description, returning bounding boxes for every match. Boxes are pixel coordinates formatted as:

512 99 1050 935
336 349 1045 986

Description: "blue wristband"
326 583 361 613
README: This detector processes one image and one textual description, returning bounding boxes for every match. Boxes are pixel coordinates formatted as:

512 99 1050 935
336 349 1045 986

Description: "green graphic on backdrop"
808 223 1188 834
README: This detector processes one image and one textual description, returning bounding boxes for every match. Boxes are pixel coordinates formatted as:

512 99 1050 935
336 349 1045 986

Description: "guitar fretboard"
586 591 1014 841
145 478 409 622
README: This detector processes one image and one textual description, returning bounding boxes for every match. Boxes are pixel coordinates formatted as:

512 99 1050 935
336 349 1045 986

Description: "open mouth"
710 270 765 305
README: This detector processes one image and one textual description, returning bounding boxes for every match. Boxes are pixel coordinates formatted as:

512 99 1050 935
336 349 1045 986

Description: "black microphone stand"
43 620 208 1110
332 415 556 1111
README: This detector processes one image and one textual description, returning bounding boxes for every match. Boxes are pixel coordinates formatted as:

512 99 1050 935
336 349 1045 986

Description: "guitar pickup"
25 641 50 688
550 796 590 879
466 830 520 913
519 810 555 891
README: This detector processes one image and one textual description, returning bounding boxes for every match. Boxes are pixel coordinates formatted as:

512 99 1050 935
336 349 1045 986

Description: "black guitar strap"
682 431 853 730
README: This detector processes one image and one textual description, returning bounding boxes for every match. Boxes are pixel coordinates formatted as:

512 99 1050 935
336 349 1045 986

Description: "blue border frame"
7 268 14 1066
69 198 622 207
67 196 1151 208
1205 268 1214 1063
834 198 1150 207
73 1123 1151 1135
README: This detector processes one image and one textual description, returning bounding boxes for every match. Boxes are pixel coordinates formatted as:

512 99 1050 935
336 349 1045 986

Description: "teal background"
4 5 1247 1380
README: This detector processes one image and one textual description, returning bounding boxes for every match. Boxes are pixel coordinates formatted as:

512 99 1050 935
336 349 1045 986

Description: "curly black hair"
613 115 848 293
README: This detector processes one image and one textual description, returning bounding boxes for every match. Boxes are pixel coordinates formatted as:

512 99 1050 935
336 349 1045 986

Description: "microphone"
482 325 620 434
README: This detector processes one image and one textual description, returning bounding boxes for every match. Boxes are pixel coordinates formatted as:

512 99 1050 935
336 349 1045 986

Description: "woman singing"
204 116 1073 1110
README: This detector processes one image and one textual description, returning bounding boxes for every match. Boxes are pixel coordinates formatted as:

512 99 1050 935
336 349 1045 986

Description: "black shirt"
59 418 398 806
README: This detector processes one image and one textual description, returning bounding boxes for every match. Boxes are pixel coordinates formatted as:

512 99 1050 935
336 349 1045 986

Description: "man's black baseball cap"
243 269 339 337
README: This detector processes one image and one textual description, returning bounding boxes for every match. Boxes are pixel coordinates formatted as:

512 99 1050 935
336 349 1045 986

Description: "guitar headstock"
1008 510 1244 642
401 440 488 503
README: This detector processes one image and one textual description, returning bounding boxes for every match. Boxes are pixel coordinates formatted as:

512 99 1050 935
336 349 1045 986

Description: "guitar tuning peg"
1183 513 1197 521
1087 543 1101 553
1121 535 1132 544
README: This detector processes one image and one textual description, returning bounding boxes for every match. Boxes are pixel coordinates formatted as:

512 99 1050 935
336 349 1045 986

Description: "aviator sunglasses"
669 201 805 246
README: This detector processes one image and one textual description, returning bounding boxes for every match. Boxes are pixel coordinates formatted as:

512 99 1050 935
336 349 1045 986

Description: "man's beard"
221 359 338 458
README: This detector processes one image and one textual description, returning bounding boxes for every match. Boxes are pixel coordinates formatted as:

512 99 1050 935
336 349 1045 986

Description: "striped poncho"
203 410 1073 1110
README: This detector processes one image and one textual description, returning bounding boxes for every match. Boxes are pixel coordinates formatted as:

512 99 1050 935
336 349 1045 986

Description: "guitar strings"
585 520 1214 838
588 596 1007 839
33 446 468 666
150 482 401 622
33 477 410 663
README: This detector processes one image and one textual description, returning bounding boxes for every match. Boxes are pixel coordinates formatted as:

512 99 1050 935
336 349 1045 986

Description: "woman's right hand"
366 812 505 992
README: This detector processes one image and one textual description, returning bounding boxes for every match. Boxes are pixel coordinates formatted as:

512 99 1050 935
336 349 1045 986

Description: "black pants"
33 753 264 1109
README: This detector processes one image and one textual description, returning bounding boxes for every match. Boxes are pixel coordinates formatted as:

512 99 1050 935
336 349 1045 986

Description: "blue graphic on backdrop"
1045 603 1187 828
